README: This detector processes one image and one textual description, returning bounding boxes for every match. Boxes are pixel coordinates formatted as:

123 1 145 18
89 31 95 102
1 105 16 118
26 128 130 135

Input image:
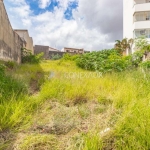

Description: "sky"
4 0 123 51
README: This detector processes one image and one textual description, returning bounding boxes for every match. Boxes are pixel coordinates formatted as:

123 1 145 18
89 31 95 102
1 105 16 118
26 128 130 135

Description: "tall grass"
1 60 150 149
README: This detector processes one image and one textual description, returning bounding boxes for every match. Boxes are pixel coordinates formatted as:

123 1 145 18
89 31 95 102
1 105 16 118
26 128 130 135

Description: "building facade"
123 0 150 54
62 47 84 54
14 30 33 53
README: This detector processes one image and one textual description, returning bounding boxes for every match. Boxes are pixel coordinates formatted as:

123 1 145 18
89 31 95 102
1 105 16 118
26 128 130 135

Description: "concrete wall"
34 45 49 59
0 1 23 63
123 0 134 40
14 30 33 53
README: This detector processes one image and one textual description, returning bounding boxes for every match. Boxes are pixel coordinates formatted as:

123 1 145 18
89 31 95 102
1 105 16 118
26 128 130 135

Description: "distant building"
34 45 60 59
62 47 84 54
49 47 59 52
14 29 33 53
34 45 49 59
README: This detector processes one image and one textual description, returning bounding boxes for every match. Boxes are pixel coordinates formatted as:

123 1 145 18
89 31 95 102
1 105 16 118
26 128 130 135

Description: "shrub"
76 49 131 73
140 60 150 69
0 63 5 75
5 61 17 69
51 54 62 60
131 50 144 67
21 48 43 64
63 53 80 61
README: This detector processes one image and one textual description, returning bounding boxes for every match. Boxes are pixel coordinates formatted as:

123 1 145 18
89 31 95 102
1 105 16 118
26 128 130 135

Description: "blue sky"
24 0 78 19
4 0 123 51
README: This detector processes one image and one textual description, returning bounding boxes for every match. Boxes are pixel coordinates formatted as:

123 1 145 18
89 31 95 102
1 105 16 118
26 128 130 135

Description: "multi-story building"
123 0 150 54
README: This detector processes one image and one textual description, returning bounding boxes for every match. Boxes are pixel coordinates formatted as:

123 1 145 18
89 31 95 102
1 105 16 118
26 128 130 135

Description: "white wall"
134 3 150 12
123 0 134 39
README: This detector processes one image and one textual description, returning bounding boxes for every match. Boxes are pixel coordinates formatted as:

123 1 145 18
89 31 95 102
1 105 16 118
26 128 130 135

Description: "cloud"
4 0 123 51
38 0 51 9
75 0 123 41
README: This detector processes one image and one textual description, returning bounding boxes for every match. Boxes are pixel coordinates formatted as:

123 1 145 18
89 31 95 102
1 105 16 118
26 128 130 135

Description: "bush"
140 60 150 69
5 61 17 69
21 48 43 64
76 49 131 73
131 50 144 67
63 53 80 61
0 63 5 75
51 54 62 60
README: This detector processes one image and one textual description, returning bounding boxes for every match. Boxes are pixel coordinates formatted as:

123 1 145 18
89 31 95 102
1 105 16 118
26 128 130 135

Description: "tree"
134 37 149 50
114 38 134 55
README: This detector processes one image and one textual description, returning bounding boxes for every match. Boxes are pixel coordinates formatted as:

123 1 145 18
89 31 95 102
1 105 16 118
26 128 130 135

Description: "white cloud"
38 0 51 9
4 0 122 51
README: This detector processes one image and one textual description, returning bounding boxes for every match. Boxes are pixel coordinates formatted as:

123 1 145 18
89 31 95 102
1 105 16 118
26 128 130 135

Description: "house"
62 47 84 54
49 47 59 52
14 29 34 53
123 0 150 54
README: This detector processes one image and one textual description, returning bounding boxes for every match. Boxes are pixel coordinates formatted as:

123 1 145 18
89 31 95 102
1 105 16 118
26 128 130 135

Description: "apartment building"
123 0 150 54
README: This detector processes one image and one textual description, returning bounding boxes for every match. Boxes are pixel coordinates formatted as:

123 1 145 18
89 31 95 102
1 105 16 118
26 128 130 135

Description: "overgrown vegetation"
0 63 27 101
1 39 150 149
0 59 150 149
51 54 62 60
21 48 43 64
76 49 133 73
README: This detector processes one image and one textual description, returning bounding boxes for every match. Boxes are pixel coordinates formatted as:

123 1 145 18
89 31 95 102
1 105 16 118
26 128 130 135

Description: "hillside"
0 59 150 150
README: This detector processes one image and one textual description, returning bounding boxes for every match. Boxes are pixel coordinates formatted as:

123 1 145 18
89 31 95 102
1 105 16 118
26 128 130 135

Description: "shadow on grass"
0 61 45 149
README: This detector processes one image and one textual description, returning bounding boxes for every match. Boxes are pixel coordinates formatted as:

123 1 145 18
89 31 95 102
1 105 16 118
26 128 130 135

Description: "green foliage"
140 60 150 69
2 60 150 149
131 50 144 67
51 54 62 60
4 61 17 69
114 38 134 55
0 62 27 102
21 48 43 64
76 49 131 73
82 132 103 150
0 63 5 75
135 37 149 50
63 53 80 61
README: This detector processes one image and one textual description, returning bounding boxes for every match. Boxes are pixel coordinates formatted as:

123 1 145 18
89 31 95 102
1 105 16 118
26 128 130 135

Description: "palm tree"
114 38 134 55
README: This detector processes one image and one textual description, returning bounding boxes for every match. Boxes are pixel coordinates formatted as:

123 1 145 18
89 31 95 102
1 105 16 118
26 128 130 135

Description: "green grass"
1 60 150 149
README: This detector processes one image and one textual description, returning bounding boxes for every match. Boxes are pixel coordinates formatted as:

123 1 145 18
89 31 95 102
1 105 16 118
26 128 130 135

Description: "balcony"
133 3 150 13
134 29 150 39
134 21 150 29
134 11 150 22
134 0 150 4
